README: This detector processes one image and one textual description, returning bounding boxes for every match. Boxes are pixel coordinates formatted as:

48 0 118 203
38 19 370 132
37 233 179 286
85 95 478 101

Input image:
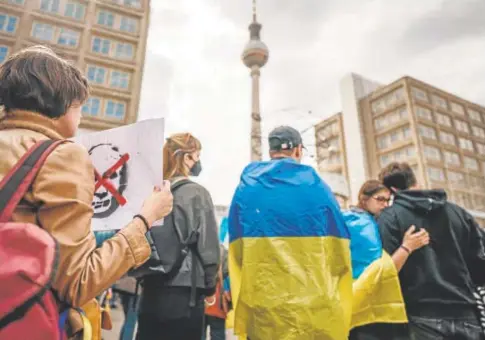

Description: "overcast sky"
137 0 485 206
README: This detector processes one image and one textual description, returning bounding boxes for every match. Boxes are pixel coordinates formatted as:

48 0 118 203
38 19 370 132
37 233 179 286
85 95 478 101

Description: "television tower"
242 0 269 162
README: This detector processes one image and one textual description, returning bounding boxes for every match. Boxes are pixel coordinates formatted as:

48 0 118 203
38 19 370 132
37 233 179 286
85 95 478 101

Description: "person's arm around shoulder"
33 142 172 307
377 209 429 272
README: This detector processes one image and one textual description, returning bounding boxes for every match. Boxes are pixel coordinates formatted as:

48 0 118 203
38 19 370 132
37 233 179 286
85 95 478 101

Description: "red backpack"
0 139 67 340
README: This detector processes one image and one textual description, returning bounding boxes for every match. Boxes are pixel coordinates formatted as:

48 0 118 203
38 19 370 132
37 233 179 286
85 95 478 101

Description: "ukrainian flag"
343 209 407 329
228 158 353 340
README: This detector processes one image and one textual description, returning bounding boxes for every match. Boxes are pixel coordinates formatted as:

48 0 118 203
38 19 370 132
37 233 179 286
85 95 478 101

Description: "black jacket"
377 189 485 319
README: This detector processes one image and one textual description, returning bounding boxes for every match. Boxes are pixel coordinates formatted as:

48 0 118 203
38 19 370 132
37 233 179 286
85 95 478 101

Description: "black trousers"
136 302 205 340
349 323 409 340
408 316 485 340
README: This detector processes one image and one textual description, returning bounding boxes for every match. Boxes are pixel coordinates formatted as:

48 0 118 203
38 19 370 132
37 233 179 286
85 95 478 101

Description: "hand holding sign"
140 180 173 227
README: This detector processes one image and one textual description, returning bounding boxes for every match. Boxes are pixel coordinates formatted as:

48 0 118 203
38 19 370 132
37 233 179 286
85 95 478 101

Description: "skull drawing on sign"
89 143 128 219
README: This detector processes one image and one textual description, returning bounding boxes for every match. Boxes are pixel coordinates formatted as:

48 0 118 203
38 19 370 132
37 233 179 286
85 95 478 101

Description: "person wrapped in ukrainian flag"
344 180 429 340
227 126 353 340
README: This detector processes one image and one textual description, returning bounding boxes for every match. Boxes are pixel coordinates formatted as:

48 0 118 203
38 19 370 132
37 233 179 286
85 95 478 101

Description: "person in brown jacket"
0 46 173 338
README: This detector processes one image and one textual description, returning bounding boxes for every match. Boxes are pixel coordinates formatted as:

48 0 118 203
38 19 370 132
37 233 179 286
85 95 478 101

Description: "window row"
424 145 485 166
376 125 411 150
317 121 339 140
321 152 342 167
39 0 86 21
86 65 131 90
82 97 127 120
373 107 408 131
418 124 485 152
371 87 405 115
379 145 416 167
97 10 139 34
412 86 485 122
417 107 485 138
427 165 485 183
92 36 135 60
31 22 80 47
110 0 142 9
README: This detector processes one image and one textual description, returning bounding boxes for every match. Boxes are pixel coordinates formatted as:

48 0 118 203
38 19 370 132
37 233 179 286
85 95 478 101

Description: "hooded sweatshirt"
377 189 485 319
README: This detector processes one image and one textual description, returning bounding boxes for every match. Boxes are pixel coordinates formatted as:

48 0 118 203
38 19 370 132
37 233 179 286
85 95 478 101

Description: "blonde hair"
163 132 202 180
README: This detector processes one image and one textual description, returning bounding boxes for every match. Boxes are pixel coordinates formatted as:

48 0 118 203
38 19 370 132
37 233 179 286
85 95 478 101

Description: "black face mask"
190 160 202 176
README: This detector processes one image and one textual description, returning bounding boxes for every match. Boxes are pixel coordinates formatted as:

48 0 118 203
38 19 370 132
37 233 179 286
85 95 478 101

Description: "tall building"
0 0 150 132
316 73 485 226
241 0 268 162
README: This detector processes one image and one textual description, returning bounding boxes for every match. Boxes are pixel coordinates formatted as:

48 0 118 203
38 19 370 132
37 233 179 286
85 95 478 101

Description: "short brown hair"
379 162 417 191
357 180 387 209
0 45 89 118
163 133 202 180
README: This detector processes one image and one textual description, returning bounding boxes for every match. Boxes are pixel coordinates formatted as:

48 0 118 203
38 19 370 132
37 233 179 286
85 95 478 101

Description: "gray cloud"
398 0 485 52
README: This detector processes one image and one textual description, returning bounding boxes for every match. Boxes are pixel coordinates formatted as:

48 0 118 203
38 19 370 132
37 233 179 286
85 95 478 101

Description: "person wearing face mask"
345 180 429 340
227 126 353 340
136 132 220 340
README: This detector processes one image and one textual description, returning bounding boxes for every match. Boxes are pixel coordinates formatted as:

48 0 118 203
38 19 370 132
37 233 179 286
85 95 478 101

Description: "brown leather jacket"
0 111 151 337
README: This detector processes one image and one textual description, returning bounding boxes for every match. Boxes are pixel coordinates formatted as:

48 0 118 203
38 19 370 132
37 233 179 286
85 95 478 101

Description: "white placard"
73 119 164 231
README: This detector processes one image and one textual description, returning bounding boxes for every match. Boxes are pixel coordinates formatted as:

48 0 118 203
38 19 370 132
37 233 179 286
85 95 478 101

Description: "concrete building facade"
0 0 150 131
316 74 485 226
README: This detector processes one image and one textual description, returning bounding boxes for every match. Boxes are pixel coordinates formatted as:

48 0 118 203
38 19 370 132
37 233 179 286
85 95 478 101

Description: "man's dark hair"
0 45 89 119
378 162 417 191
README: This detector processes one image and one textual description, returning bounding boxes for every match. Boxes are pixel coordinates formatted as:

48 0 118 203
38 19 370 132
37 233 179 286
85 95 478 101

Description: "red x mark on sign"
94 153 130 206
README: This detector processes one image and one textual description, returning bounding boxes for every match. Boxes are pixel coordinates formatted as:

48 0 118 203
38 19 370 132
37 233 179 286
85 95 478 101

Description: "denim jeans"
204 316 225 340
409 316 484 340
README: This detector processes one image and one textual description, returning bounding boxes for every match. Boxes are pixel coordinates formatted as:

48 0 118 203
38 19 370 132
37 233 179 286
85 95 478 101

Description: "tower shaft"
250 66 262 161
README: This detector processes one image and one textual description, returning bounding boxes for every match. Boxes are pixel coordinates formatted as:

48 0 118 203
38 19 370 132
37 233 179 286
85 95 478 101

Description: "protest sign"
73 118 164 231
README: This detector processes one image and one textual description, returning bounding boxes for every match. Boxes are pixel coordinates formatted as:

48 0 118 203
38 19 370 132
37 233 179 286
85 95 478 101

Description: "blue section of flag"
228 158 349 242
343 208 383 279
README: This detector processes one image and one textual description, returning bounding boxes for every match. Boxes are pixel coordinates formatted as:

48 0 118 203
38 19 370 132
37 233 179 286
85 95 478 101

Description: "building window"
432 95 448 110
459 137 474 152
450 102 465 115
115 42 134 60
376 126 411 150
6 0 24 5
120 16 137 33
439 131 456 146
97 10 115 28
472 126 485 139
40 0 60 13
464 156 479 171
372 99 386 115
64 1 85 21
454 119 469 133
92 37 111 55
435 112 451 127
375 107 407 131
31 22 55 41
110 70 130 89
379 146 415 167
427 167 445 182
57 28 79 47
105 100 126 120
0 45 8 63
448 171 465 185
418 124 437 140
411 87 428 102
469 176 485 190
117 0 141 8
477 143 485 156
82 97 101 116
415 106 432 121
424 145 441 161
87 65 107 84
469 109 482 122
444 151 460 166
0 13 18 34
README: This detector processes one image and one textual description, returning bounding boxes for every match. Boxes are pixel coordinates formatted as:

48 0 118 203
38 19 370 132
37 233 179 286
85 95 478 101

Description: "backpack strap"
0 140 66 223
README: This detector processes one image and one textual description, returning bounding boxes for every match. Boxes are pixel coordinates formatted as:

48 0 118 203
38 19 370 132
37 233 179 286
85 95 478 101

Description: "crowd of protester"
1 45 485 340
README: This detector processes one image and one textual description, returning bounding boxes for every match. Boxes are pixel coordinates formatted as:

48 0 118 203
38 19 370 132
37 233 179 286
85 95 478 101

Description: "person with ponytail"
137 133 220 340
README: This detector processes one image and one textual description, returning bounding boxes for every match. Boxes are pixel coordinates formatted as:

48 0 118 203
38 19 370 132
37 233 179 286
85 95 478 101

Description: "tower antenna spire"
252 0 257 22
